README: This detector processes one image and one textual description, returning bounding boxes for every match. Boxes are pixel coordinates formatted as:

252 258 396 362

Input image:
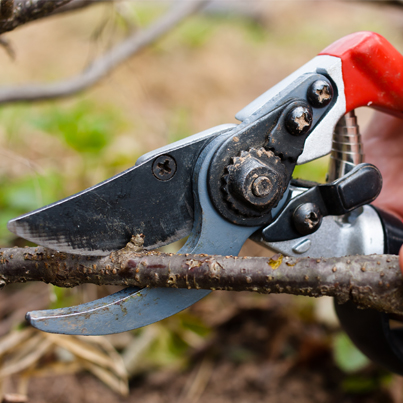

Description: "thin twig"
50 0 116 16
0 239 402 315
0 0 73 34
0 0 14 20
0 0 209 105
351 0 403 8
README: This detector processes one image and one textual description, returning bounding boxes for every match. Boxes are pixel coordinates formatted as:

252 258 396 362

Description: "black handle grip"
335 207 403 375
374 207 403 255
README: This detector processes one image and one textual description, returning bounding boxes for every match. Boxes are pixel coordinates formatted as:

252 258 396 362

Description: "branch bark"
1 238 402 315
0 0 74 34
0 0 209 105
0 0 15 19
50 0 116 16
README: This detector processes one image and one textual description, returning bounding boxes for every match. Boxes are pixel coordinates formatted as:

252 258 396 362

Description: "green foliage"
0 172 65 245
341 372 393 394
122 2 166 28
1 172 63 211
0 105 30 140
144 325 188 369
32 101 125 154
49 286 79 310
0 100 127 246
242 21 268 44
175 13 268 48
178 312 210 338
175 16 216 48
341 375 378 394
168 107 192 143
334 333 393 395
293 156 329 183
143 313 210 369
333 332 369 373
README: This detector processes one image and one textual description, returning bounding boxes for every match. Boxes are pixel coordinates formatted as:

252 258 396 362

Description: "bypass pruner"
7 31 403 374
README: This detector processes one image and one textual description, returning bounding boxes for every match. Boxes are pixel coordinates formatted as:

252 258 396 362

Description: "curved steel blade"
8 125 235 256
26 135 290 335
26 287 208 335
26 134 266 335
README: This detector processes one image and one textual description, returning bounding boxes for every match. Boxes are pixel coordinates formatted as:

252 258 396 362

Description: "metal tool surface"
8 124 235 256
7 31 403 374
16 63 337 335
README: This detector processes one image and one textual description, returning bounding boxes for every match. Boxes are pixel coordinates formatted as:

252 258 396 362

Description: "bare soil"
23 296 394 403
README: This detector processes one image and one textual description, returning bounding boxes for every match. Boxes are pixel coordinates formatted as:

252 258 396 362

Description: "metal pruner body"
8 31 403 374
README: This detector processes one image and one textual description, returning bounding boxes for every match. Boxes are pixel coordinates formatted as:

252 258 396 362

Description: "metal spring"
327 110 363 182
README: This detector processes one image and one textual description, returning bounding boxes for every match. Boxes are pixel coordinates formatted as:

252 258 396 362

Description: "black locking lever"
261 163 382 242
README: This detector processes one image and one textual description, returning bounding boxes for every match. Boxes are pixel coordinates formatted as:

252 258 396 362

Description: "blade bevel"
26 287 210 335
8 125 236 255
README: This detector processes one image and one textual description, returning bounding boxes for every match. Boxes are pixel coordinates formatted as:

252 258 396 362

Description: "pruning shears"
7 31 403 374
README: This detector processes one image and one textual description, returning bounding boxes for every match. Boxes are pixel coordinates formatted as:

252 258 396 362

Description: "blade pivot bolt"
252 176 273 198
225 147 287 216
307 79 333 108
152 155 177 181
285 106 313 136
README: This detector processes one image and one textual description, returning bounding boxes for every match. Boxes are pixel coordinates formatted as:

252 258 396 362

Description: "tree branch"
0 0 74 34
349 0 403 8
50 0 116 16
0 0 209 105
0 238 402 315
0 0 14 19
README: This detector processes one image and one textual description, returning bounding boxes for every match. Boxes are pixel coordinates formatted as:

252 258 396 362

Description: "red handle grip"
319 31 403 116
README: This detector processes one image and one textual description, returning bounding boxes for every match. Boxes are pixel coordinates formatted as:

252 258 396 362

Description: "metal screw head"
152 155 177 181
252 176 273 198
307 80 333 108
292 202 323 235
285 106 313 136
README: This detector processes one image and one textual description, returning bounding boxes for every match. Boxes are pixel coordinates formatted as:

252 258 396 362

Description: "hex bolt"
152 155 177 181
285 106 313 136
229 150 286 211
292 202 323 235
307 80 333 108
252 176 273 198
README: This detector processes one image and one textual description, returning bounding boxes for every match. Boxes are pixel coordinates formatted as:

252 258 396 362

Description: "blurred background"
0 1 402 402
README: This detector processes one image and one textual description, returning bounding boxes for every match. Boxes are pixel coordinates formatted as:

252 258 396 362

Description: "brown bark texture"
0 236 402 315
0 0 14 19
0 0 73 34
50 0 115 16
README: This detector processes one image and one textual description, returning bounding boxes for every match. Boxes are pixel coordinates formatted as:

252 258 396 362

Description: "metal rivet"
285 106 313 136
307 80 333 108
293 203 322 235
152 155 177 181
